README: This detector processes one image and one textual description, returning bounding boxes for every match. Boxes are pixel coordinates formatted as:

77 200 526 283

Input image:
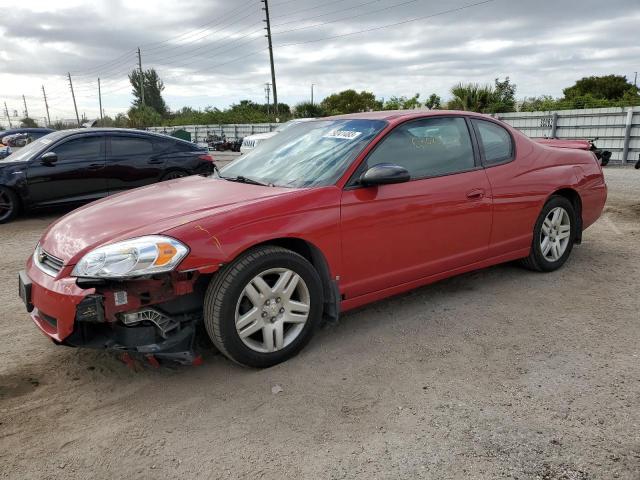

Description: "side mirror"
40 152 58 165
360 163 410 186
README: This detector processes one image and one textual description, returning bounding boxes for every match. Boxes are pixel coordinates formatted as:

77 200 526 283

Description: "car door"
26 134 107 206
340 116 493 299
106 134 163 193
470 118 539 257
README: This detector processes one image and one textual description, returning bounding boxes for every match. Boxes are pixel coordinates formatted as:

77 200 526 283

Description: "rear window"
473 120 514 166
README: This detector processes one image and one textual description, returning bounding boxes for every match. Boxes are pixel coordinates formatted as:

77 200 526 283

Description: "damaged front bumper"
21 257 205 364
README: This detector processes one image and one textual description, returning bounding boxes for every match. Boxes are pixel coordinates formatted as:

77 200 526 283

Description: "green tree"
20 117 38 127
114 113 129 127
425 93 441 110
320 90 382 115
383 94 422 110
293 101 325 118
129 68 169 117
563 75 638 101
447 83 495 112
127 105 162 128
489 77 516 113
520 95 559 112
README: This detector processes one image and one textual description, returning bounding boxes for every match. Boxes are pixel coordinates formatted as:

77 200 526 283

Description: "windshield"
1 132 60 163
221 119 386 187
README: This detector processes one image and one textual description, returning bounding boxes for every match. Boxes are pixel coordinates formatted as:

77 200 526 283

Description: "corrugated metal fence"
496 106 640 165
149 106 640 165
147 123 279 143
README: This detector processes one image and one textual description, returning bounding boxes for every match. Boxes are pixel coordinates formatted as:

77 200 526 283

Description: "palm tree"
448 83 495 113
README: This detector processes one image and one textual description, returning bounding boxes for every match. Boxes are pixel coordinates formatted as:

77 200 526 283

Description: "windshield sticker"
322 130 362 140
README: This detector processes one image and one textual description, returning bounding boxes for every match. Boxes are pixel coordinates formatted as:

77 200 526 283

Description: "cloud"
0 0 638 121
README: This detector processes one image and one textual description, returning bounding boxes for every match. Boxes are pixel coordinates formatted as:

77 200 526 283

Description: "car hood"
40 175 296 263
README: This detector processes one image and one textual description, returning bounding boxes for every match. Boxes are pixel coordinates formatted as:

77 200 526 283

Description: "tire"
0 186 19 224
203 246 323 368
161 170 188 181
520 195 576 272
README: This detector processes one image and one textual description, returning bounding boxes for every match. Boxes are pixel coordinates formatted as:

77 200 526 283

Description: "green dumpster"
171 129 191 142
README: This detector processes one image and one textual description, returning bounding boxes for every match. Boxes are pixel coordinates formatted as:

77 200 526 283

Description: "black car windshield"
220 119 387 187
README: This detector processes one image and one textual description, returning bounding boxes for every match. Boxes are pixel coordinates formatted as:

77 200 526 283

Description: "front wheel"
520 195 576 272
203 246 323 368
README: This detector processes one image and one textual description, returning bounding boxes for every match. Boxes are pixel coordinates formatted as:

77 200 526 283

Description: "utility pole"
3 102 12 128
265 83 271 115
634 72 638 88
262 0 278 116
137 47 145 107
67 72 81 127
22 95 29 118
42 85 51 126
98 77 103 122
311 84 315 105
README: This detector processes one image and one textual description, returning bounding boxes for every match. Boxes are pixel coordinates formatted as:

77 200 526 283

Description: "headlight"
72 235 189 279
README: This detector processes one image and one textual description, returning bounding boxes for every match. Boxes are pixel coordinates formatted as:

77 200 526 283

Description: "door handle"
87 163 104 170
466 188 485 200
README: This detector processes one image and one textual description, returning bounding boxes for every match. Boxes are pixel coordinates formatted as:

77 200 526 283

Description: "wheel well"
552 188 583 243
0 185 22 212
249 237 339 322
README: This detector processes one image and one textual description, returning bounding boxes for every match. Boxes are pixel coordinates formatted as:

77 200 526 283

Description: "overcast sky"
0 0 638 123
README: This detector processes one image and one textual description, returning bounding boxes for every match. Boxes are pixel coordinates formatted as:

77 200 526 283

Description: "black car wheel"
203 246 323 368
520 195 576 272
0 186 19 224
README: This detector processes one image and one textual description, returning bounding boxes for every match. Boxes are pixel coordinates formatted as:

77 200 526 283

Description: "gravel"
1 168 638 479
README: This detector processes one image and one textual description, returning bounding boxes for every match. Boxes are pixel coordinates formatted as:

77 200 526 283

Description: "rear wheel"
203 246 323 368
520 195 576 272
0 186 19 224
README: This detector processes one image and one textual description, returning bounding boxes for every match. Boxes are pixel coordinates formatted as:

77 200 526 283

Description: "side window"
153 138 178 153
473 120 514 166
111 136 154 156
363 117 474 180
51 137 102 162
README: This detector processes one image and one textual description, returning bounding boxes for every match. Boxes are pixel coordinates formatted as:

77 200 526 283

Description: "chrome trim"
33 244 64 277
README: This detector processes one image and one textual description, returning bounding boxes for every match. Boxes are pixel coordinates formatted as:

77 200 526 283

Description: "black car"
0 128 214 223
0 127 54 144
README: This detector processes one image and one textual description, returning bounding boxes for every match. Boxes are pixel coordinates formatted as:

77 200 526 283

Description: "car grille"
34 246 64 276
242 139 256 148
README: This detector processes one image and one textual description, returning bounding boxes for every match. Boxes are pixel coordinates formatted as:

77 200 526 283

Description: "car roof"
326 109 496 123
50 128 196 145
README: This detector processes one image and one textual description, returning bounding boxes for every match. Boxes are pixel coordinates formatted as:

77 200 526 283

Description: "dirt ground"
1 168 638 480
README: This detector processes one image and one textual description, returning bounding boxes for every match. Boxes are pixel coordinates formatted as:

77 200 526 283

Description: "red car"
19 111 607 368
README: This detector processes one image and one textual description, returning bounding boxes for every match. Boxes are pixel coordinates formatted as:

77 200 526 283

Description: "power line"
145 8 261 59
141 0 259 50
273 0 425 35
270 0 348 20
272 0 384 28
275 0 497 47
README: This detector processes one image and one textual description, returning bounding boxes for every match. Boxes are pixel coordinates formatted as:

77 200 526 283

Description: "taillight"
199 154 214 162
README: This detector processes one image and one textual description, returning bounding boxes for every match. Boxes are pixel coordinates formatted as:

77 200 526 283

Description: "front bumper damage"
21 258 207 364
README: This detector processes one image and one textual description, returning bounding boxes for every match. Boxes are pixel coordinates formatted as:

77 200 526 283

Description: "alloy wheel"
540 206 571 262
234 268 310 353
